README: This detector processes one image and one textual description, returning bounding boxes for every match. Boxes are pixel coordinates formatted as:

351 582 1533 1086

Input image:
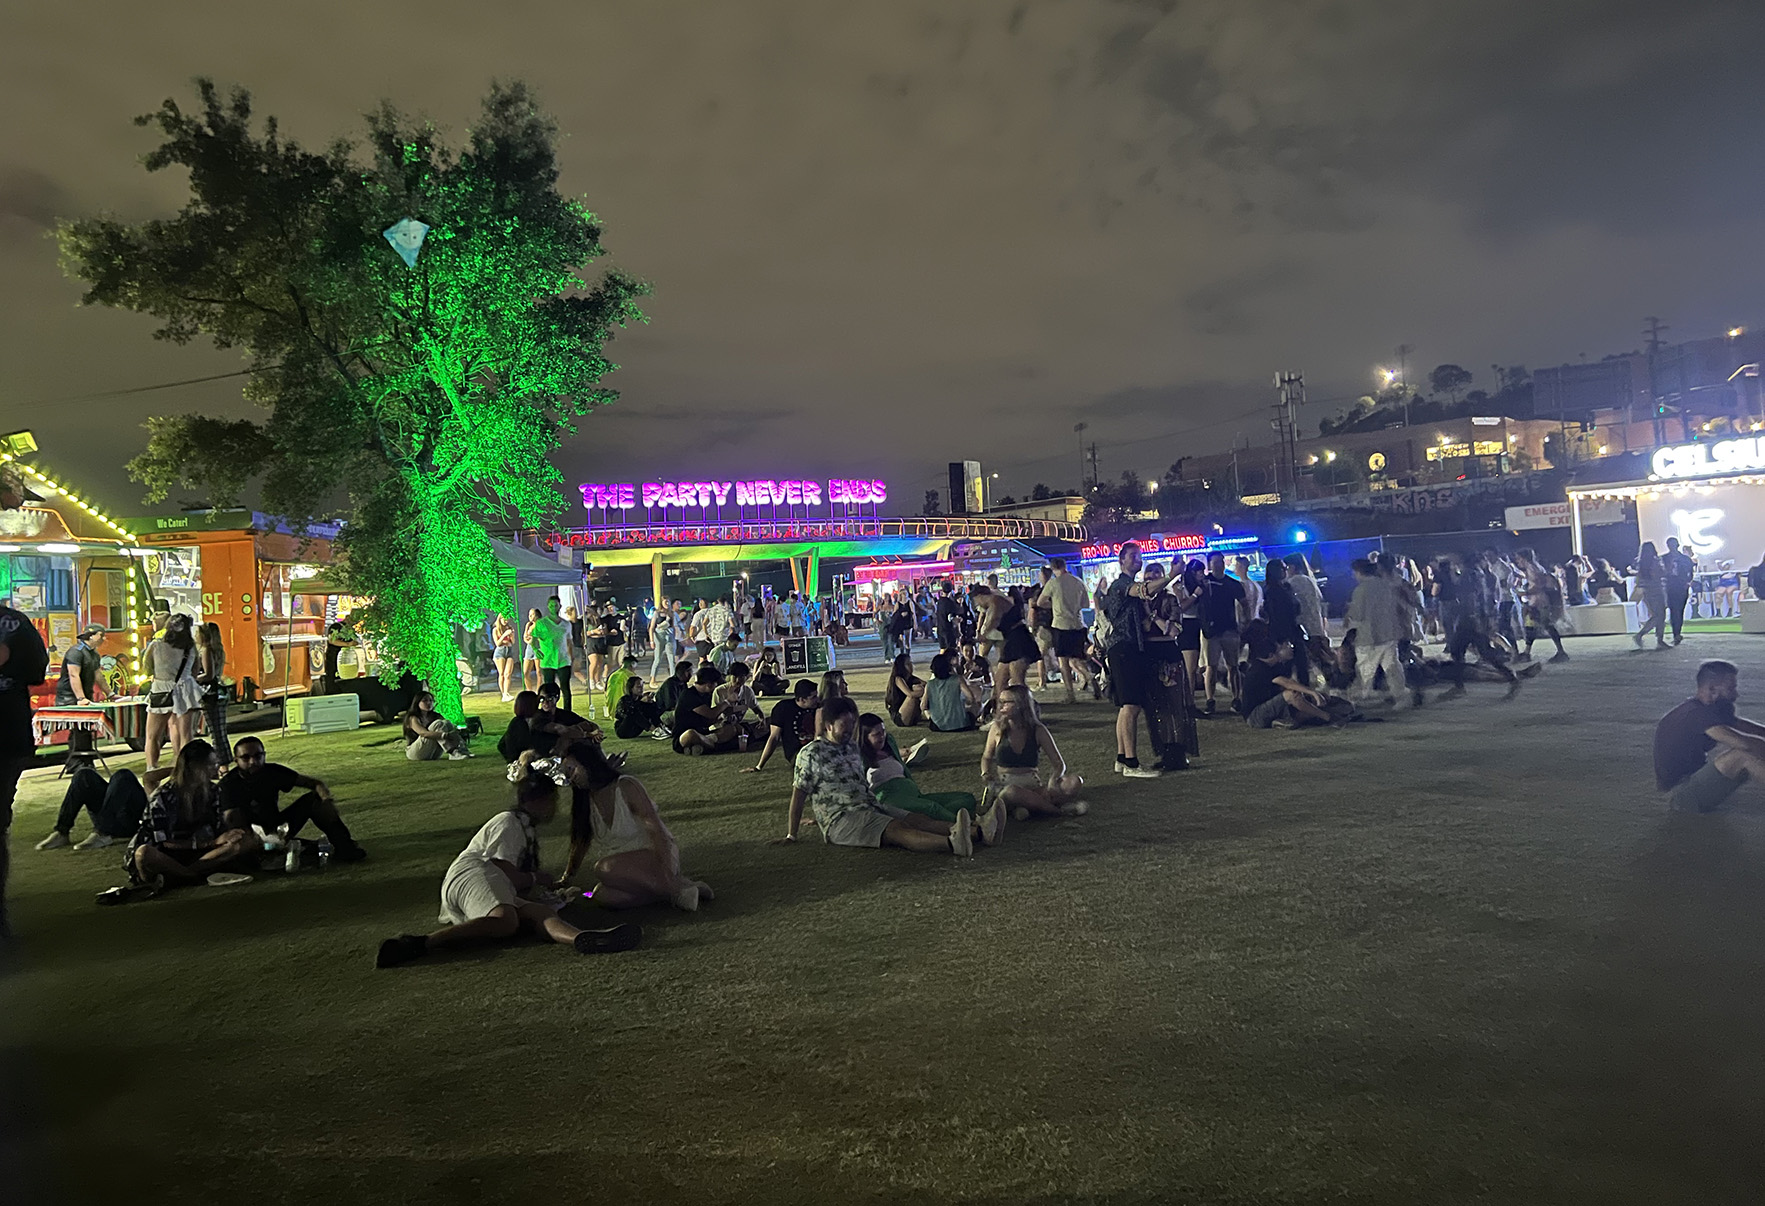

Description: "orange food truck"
125 509 352 705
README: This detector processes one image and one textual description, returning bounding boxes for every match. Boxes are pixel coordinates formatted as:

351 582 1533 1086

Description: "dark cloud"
4 1 1765 514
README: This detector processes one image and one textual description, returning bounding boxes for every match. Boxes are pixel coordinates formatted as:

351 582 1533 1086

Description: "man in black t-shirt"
1240 621 1334 730
0 604 50 936
1662 537 1695 646
1654 660 1765 812
1200 552 1247 714
744 679 820 772
934 584 961 652
672 665 734 755
55 625 105 705
217 736 367 861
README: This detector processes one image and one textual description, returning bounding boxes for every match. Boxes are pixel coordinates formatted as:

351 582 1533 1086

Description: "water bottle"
317 839 333 869
284 838 302 874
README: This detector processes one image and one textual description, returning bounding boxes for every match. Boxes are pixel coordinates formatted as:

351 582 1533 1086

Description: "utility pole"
1272 371 1305 499
1394 344 1414 426
1073 422 1088 493
1087 443 1100 493
1644 316 1669 446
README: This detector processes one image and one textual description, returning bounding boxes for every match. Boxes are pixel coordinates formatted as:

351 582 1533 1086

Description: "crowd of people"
7 535 1765 957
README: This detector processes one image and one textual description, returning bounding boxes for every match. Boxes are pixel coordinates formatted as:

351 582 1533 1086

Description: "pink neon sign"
579 478 887 511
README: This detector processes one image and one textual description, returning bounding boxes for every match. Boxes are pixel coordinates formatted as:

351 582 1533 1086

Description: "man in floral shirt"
781 696 977 855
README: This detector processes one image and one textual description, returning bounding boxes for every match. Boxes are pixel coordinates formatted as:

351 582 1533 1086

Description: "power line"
15 366 264 407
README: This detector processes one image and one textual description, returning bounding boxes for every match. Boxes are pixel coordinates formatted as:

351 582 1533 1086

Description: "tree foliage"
60 79 646 720
1428 363 1473 403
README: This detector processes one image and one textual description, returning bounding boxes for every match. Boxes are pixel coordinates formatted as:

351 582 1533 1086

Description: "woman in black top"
1261 559 1310 687
885 653 926 727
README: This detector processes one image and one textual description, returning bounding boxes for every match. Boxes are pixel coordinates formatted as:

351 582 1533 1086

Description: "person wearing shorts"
1099 542 1161 778
1654 660 1765 813
779 696 975 855
1199 553 1246 715
375 763 641 967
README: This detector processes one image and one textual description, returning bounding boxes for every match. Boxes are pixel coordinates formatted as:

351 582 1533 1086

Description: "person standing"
934 582 961 651
1344 559 1408 707
492 614 517 701
56 624 104 706
648 599 674 685
1199 553 1246 716
1514 548 1570 664
195 621 231 769
1038 557 1095 703
520 607 543 694
1099 542 1161 778
143 614 202 772
1632 542 1671 651
1662 536 1695 646
0 601 50 937
531 597 574 713
1260 559 1310 689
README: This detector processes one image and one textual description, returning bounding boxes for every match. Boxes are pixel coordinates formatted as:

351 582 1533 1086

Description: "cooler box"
285 693 361 734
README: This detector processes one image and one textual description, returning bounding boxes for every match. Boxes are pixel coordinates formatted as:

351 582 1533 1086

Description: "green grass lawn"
5 637 1765 1204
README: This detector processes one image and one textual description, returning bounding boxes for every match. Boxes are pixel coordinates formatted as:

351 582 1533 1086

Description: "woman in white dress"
558 740 713 911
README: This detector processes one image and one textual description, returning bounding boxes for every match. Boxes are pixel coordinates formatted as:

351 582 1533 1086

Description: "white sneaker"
447 749 471 761
904 738 929 766
1122 764 1162 779
672 883 701 911
34 830 70 851
74 832 115 851
977 791 1006 846
949 809 975 857
1059 800 1089 817
501 693 515 702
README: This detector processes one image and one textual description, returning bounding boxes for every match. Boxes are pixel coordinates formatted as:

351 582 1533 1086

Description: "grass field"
4 635 1765 1204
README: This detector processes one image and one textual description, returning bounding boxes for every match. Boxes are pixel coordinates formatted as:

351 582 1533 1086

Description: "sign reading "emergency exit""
1504 500 1627 530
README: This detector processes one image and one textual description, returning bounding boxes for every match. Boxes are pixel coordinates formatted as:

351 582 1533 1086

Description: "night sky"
7 1 1765 518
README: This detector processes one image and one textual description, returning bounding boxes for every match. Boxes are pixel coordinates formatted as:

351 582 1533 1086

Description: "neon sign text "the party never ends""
579 479 888 510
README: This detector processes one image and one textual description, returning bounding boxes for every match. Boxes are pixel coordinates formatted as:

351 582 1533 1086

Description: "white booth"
1568 440 1765 634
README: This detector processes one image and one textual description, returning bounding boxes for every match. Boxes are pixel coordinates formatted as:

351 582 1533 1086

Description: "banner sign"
1504 500 1627 530
579 478 886 513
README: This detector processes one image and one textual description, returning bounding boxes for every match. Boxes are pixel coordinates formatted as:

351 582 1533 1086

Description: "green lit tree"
60 80 646 721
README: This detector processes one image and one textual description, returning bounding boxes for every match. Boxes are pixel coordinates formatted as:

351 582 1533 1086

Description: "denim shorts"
1669 760 1746 813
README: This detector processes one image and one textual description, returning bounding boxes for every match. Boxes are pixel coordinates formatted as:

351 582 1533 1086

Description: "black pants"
936 622 957 652
1667 585 1690 640
56 766 149 837
225 790 355 848
0 754 27 937
1446 617 1517 684
541 665 572 714
202 690 231 765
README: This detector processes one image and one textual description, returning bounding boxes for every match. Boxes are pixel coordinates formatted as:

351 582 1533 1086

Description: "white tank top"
591 777 650 859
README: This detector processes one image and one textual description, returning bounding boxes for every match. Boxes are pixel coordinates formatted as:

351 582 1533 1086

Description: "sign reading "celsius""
1651 438 1765 481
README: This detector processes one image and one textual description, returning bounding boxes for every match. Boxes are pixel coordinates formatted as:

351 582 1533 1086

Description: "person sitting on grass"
711 632 744 675
125 739 260 892
375 758 642 968
753 647 788 696
743 679 820 773
672 664 738 756
715 661 768 742
404 692 471 761
776 696 987 855
1240 620 1337 730
613 676 668 740
811 669 849 735
885 653 926 728
217 736 366 861
654 660 694 725
857 712 993 833
556 739 715 911
1653 659 1765 813
603 654 640 720
36 764 158 852
980 685 1085 822
925 652 981 732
